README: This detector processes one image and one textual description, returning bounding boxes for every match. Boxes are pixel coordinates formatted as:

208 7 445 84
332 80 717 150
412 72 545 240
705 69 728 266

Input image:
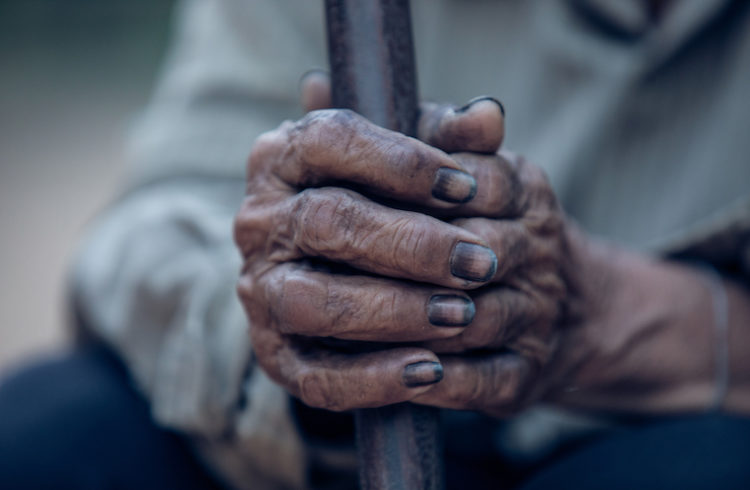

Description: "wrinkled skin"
235 73 750 418
233 74 587 417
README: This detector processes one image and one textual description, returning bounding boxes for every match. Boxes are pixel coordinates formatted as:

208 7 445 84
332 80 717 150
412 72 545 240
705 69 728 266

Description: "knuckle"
532 214 564 238
444 364 481 407
491 293 521 337
233 197 281 260
297 368 347 411
481 157 520 216
518 159 558 212
533 272 567 306
236 274 268 328
250 130 283 160
250 111 362 188
376 289 401 330
247 127 290 181
292 187 316 223
293 189 362 257
390 219 431 275
294 109 358 166
297 368 327 408
232 199 251 251
235 274 255 306
500 222 531 272
233 196 262 241
299 107 356 129
326 107 359 128
267 267 348 337
489 360 524 404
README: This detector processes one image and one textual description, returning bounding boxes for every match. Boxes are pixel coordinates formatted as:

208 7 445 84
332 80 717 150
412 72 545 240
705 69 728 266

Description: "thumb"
418 97 505 155
300 69 332 113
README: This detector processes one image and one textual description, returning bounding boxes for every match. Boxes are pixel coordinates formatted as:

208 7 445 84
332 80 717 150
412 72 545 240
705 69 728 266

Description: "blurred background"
0 0 176 373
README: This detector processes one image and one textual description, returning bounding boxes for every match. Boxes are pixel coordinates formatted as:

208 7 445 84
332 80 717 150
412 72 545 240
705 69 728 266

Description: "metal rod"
324 1 444 488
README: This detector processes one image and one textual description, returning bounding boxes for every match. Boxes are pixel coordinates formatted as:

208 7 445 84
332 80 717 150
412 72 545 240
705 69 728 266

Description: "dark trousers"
1 347 749 489
0 347 224 490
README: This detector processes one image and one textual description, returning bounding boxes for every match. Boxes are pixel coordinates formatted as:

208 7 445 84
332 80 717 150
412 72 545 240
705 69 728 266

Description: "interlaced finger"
240 262 475 342
250 325 444 412
237 187 499 288
248 110 478 208
424 286 554 354
411 352 532 416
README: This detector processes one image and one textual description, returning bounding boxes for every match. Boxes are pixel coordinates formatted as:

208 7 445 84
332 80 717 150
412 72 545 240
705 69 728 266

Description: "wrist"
547 229 716 413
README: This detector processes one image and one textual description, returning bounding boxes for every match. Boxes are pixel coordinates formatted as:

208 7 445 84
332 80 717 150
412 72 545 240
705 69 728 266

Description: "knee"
0 349 144 488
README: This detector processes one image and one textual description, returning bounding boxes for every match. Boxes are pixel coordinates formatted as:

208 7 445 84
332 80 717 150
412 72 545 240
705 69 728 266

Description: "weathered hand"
234 74 572 415
410 99 571 416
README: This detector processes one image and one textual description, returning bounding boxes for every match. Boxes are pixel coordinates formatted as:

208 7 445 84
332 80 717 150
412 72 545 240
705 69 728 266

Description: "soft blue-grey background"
0 0 175 371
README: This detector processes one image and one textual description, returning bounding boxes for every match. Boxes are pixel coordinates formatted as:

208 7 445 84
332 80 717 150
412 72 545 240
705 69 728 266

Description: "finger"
288 188 498 288
245 262 474 341
431 151 522 219
251 326 443 411
429 151 558 222
234 188 497 288
249 109 478 207
418 97 505 154
451 217 530 282
411 352 531 415
424 286 554 353
235 188 498 287
453 216 564 286
300 69 332 112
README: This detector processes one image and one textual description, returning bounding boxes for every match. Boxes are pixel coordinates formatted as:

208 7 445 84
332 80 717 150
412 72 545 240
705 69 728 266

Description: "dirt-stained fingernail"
427 295 475 326
403 361 444 387
456 95 505 116
450 242 497 282
432 168 477 203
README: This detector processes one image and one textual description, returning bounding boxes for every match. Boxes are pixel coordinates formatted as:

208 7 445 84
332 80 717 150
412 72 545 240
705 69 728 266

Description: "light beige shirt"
73 0 750 488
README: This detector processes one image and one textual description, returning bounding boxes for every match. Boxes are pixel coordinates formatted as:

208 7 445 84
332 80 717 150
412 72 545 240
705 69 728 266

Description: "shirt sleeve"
70 0 327 488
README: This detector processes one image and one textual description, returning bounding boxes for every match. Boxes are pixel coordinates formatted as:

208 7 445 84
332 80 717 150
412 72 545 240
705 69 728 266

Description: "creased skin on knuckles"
297 367 339 411
234 99 582 416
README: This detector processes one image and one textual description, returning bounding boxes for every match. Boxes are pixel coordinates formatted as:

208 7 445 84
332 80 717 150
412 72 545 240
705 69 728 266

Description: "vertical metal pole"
324 1 444 489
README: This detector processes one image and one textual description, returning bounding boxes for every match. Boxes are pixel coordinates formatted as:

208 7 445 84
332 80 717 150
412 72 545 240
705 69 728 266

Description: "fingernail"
432 167 477 203
450 242 497 282
427 295 475 326
403 361 444 387
456 96 505 116
298 68 328 88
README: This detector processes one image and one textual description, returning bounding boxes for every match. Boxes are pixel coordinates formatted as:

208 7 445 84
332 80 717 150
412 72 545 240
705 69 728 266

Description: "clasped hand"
234 80 574 417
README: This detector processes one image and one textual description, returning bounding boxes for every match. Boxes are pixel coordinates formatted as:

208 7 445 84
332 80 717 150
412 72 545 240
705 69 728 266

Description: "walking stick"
323 1 444 489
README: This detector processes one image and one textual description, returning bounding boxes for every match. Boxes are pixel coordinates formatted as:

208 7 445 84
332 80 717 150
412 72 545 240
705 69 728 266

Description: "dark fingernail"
457 96 505 116
450 242 497 282
432 167 477 203
427 295 475 326
403 361 444 387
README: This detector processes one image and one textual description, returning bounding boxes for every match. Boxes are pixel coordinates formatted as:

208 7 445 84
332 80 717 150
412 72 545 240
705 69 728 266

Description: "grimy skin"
234 73 750 417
